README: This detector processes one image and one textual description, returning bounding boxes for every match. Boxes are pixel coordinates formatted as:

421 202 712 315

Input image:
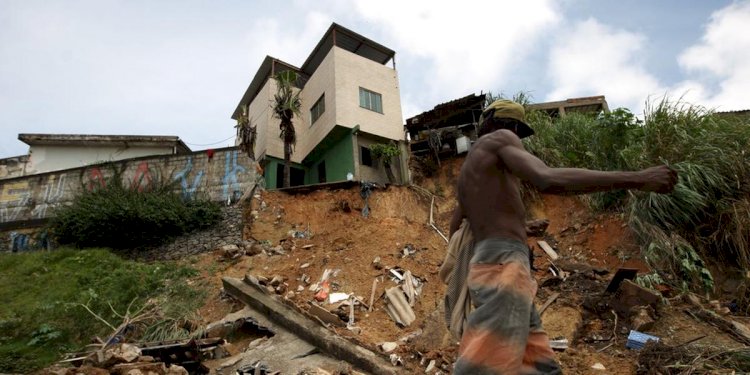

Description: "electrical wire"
184 134 236 147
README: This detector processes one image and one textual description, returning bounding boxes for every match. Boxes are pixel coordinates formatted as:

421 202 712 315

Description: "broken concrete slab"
611 280 661 317
222 277 400 375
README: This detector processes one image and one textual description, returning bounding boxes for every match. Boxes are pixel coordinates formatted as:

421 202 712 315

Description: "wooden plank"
537 240 559 260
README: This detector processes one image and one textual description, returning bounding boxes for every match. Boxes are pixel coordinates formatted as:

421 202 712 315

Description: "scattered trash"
401 243 417 258
549 338 569 351
425 359 436 373
329 292 351 304
389 353 403 366
384 287 416 327
397 329 423 343
302 244 315 249
537 240 559 260
626 330 660 350
360 182 375 217
372 256 383 270
300 263 311 269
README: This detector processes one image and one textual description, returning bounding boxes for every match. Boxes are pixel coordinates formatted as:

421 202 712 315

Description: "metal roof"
231 23 395 120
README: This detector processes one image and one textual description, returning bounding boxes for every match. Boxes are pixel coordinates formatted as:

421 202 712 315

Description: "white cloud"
677 1 750 111
545 18 663 112
350 0 560 116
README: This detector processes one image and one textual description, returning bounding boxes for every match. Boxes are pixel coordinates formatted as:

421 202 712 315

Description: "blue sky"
1 0 747 158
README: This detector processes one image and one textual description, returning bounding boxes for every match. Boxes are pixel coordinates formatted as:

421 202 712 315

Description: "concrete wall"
334 48 404 142
27 144 176 174
296 47 337 163
0 155 30 180
305 133 354 185
354 134 406 185
0 147 257 227
243 78 281 160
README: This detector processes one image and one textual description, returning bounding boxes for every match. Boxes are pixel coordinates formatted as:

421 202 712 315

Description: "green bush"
522 97 750 293
0 248 205 372
50 173 221 249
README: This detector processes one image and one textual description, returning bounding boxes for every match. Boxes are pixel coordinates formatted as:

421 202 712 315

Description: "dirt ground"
190 157 747 374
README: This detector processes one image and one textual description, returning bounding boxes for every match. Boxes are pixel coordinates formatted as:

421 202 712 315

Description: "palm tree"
272 70 302 188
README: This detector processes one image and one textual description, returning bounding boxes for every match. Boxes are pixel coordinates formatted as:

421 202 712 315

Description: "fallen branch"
686 307 750 346
538 292 560 315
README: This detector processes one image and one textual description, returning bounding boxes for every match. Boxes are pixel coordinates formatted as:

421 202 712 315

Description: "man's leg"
454 259 535 374
521 306 562 374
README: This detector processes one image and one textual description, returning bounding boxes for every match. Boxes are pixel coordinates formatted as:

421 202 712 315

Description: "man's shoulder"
475 129 521 148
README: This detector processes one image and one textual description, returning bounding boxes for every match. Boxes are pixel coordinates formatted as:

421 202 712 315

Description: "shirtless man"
452 100 678 374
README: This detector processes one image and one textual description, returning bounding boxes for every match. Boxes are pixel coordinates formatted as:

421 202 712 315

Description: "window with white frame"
359 87 383 114
310 93 325 124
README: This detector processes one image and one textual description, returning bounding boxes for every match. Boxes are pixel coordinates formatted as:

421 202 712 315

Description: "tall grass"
523 97 750 293
0 248 206 373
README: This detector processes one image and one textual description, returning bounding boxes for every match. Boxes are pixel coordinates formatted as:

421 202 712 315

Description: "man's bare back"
457 128 678 244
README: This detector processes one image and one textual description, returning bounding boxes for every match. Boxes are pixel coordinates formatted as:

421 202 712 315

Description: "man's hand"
639 165 678 193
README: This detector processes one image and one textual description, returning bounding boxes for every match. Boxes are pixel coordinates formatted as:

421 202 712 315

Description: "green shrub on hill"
49 172 221 249
0 248 205 373
522 97 750 293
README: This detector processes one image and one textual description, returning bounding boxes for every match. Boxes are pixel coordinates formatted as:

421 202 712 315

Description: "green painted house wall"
305 133 354 184
264 131 354 189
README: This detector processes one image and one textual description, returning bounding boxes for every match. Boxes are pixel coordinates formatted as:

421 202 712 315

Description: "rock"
111 362 167 375
683 293 702 307
380 342 399 353
591 363 606 370
270 275 284 287
372 256 383 270
137 356 155 363
166 365 188 375
611 280 661 317
525 219 550 237
630 306 656 331
103 343 141 366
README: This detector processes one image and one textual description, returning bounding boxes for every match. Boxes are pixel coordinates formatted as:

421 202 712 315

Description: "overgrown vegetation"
0 248 206 373
370 142 401 183
521 97 750 294
50 171 221 249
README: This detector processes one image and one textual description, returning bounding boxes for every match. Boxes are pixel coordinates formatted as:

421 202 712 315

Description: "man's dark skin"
450 128 678 242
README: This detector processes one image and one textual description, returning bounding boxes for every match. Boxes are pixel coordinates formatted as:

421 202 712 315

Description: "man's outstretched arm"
495 130 678 194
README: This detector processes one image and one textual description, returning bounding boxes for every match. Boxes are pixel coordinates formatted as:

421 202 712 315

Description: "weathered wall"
0 147 257 227
0 155 30 180
27 144 176 174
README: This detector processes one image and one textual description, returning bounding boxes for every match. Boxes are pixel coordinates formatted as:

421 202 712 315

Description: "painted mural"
0 147 256 227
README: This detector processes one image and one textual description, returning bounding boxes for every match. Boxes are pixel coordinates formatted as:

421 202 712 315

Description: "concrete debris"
103 343 141 365
425 359 436 373
384 287 416 327
397 329 423 343
605 268 639 293
630 306 656 332
372 256 383 270
302 244 315 249
611 280 661 317
308 303 346 327
379 342 399 353
591 362 606 370
300 263 311 269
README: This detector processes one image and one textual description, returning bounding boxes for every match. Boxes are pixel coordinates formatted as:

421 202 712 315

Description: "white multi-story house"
232 23 408 189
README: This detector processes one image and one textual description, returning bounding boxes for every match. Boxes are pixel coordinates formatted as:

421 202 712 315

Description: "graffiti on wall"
0 181 31 223
223 150 246 202
31 175 66 219
0 147 256 225
173 157 204 199
7 230 51 252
